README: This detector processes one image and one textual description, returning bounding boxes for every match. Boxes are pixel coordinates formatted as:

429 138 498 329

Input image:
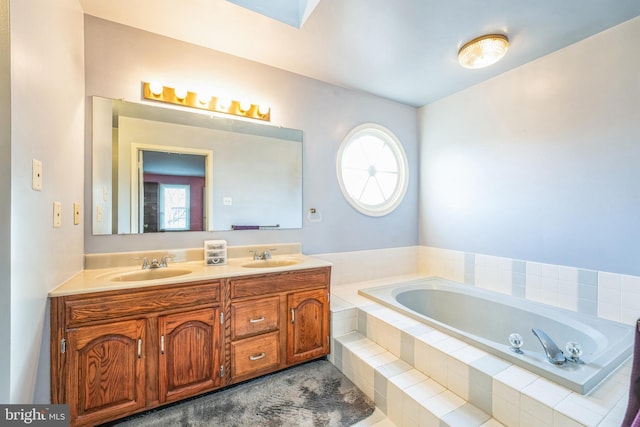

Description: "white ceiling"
79 0 640 107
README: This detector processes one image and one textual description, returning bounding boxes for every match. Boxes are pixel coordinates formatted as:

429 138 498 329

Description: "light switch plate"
53 201 62 228
73 202 81 225
32 159 42 191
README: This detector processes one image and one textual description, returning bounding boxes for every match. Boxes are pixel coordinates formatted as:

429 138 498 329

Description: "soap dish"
204 240 227 266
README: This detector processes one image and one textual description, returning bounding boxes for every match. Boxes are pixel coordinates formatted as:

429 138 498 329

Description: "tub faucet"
532 328 566 365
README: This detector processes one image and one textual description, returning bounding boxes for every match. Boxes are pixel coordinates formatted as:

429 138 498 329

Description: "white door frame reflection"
130 143 213 233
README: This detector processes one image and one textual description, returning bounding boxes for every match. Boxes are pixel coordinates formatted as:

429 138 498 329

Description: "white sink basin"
107 268 192 282
241 259 300 268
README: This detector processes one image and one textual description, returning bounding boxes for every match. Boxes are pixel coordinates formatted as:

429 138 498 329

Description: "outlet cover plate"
53 201 62 228
32 159 42 191
73 202 81 225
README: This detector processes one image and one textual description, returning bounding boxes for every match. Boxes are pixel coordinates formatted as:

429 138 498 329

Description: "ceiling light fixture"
458 34 509 69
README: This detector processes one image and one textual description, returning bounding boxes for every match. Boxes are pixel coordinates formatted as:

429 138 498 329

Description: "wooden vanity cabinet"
50 280 223 427
228 266 331 383
50 265 331 427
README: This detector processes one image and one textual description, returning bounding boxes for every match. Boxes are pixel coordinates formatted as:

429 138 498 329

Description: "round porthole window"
336 123 409 216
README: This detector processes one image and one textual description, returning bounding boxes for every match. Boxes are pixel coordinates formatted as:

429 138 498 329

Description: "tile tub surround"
329 276 632 427
419 246 640 329
317 245 639 330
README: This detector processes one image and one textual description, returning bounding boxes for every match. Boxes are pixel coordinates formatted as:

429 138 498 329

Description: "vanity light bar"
142 82 271 122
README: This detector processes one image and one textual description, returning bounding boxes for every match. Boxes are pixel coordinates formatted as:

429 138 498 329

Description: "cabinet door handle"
249 352 266 361
160 335 165 355
137 339 142 359
290 308 295 323
249 316 265 323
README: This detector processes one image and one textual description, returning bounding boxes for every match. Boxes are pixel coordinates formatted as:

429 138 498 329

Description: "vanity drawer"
231 297 279 339
229 267 330 299
63 281 221 327
231 331 280 378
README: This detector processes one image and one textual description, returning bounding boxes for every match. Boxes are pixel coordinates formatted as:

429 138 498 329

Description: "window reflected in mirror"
158 184 191 231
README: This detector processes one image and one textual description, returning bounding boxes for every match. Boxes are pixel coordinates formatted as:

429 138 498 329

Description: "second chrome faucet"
135 255 174 269
250 248 276 260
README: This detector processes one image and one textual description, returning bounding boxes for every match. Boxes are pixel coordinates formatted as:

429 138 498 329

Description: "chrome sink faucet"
135 255 174 269
532 328 566 365
160 255 175 268
250 249 275 260
135 257 151 269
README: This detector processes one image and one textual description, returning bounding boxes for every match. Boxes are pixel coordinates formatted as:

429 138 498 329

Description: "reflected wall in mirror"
92 97 303 235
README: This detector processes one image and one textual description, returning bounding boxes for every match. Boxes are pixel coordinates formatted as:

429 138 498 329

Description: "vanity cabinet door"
158 308 221 404
287 288 329 364
66 319 146 427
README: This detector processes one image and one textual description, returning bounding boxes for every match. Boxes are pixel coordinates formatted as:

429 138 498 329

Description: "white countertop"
49 254 332 297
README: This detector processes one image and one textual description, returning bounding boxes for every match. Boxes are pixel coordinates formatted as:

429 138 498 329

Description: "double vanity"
49 245 331 427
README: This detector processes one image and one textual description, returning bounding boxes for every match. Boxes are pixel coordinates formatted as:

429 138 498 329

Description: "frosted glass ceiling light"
458 34 509 69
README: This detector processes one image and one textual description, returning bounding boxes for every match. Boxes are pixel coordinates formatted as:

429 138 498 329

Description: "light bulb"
217 98 230 111
149 82 163 96
174 87 188 100
239 101 252 112
198 93 211 106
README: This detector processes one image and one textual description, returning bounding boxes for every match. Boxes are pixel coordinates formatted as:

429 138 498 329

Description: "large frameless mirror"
91 97 303 235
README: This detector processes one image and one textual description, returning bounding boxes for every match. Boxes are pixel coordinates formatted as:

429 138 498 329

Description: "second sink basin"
241 258 300 268
108 268 192 282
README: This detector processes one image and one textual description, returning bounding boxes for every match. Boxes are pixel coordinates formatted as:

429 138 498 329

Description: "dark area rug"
104 359 375 427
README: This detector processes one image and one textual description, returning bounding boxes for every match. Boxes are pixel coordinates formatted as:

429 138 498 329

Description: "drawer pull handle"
249 316 265 323
137 339 142 359
249 352 266 361
160 335 165 355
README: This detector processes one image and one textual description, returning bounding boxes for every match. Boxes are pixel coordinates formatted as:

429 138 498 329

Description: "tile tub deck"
331 275 632 427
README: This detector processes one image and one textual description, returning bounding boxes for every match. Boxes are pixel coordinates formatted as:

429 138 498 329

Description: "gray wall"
0 0 10 404
84 16 419 255
9 0 85 402
419 17 640 276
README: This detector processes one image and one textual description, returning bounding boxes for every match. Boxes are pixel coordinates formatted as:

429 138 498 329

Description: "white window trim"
336 123 409 217
159 183 191 231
